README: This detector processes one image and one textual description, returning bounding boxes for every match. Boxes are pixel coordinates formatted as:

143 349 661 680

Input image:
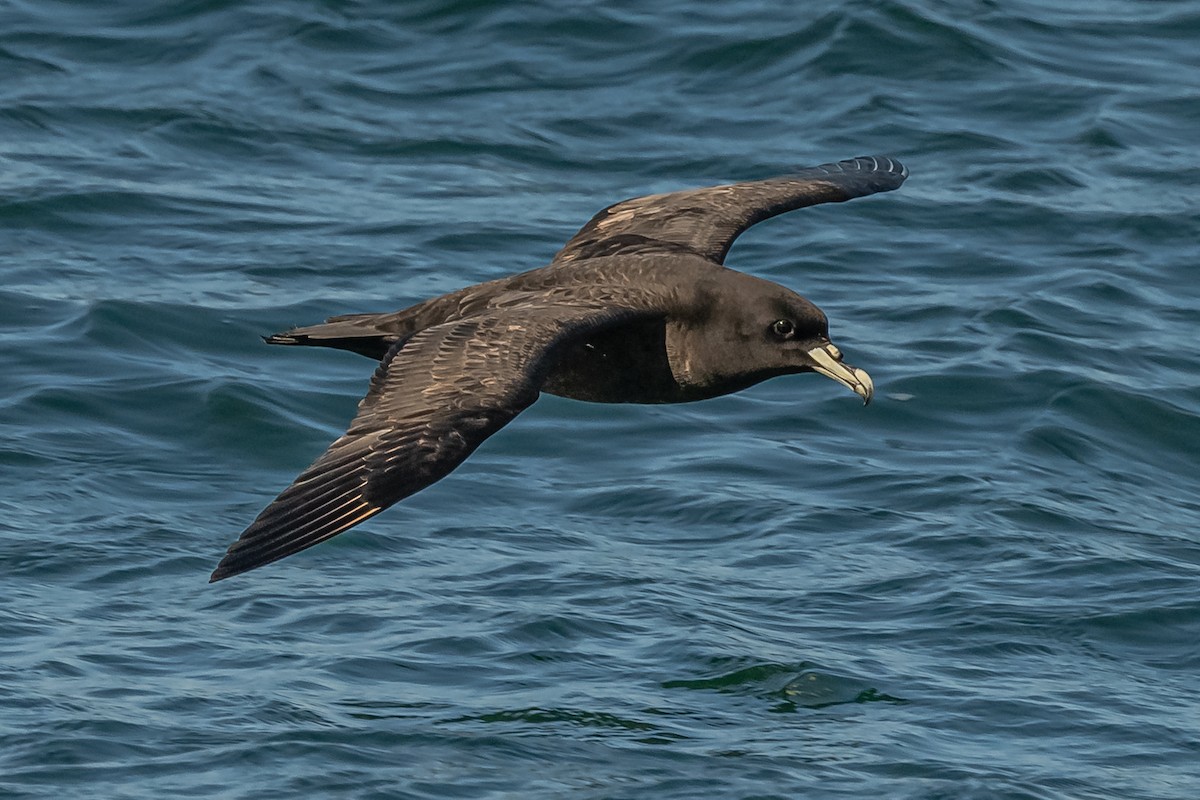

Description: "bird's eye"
770 319 795 339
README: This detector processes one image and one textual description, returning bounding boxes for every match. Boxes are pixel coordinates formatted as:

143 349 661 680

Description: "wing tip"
842 154 908 185
208 528 295 583
803 154 908 198
207 546 292 583
208 564 234 583
208 497 386 584
208 544 267 582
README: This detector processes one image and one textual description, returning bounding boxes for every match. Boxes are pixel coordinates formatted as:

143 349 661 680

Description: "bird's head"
673 272 874 404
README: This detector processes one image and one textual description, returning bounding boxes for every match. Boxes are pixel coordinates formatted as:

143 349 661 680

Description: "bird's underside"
210 155 907 582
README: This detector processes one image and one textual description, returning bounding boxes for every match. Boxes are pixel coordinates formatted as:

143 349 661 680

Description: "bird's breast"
541 318 691 404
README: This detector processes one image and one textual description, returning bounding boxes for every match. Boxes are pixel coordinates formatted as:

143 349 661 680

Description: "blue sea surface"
2 1 1199 798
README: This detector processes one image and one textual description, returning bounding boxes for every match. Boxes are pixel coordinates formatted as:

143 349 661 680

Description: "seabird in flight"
210 155 908 582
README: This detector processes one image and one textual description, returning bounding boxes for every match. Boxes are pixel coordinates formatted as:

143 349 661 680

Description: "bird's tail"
265 313 401 359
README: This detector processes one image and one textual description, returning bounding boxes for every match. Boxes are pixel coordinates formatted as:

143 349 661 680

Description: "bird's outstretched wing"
211 302 653 581
552 155 907 266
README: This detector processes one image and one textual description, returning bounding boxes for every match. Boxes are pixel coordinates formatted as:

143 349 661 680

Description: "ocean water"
2 1 1199 797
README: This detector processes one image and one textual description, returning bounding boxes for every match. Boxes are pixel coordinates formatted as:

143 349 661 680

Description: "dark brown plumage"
210 156 907 582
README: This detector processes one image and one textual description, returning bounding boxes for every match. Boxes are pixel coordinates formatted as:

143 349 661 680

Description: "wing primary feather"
210 502 382 582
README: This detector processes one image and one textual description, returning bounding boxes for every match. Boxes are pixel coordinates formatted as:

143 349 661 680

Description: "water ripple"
2 0 1199 797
